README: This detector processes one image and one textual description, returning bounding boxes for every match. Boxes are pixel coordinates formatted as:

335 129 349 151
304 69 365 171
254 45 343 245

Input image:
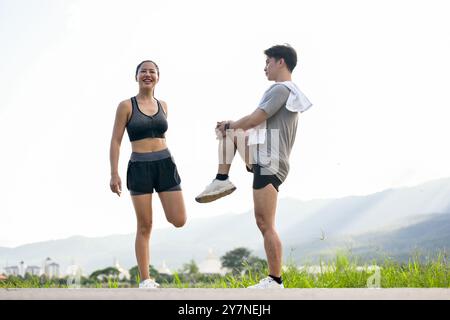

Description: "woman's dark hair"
135 60 159 80
264 44 297 72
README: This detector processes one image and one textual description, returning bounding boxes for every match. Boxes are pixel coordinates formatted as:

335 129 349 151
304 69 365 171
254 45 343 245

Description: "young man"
195 44 312 288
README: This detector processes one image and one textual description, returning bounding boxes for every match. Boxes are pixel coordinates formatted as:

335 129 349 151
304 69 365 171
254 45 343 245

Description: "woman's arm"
109 101 130 196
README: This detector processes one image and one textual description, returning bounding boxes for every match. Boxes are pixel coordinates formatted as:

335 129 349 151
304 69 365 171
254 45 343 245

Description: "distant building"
19 261 26 277
113 258 130 281
4 266 19 276
3 258 62 278
157 260 172 275
42 257 60 278
198 249 228 275
45 262 60 278
25 266 41 276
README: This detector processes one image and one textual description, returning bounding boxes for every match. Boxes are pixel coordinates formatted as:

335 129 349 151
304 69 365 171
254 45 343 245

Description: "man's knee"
255 214 273 235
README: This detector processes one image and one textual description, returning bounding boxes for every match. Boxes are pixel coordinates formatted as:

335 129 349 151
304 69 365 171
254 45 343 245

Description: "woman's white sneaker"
247 277 284 289
195 179 236 203
139 278 160 289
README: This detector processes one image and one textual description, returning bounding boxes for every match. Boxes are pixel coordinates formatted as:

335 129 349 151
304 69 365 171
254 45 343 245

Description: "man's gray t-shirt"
252 83 298 182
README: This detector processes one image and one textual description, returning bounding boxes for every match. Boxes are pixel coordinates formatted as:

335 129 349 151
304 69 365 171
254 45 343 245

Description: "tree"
220 247 252 274
89 267 119 282
245 256 268 274
178 259 201 283
181 260 199 275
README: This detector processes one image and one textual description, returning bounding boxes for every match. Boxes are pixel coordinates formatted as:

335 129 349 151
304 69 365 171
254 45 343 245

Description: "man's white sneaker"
195 179 236 203
139 278 160 289
247 277 284 289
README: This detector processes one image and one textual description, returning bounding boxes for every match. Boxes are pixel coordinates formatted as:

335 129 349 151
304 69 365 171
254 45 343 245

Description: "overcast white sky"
1 0 450 248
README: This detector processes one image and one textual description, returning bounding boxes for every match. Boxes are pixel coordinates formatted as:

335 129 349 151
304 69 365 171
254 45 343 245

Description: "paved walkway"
1 288 449 300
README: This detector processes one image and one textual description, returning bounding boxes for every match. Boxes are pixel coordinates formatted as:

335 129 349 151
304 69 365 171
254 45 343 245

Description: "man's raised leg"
195 130 250 203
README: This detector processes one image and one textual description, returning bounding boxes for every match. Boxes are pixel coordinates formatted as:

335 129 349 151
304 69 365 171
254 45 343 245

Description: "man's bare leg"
196 130 250 203
253 184 282 277
217 129 251 174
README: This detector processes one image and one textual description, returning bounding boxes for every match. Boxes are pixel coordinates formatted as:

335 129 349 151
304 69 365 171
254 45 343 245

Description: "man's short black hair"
264 44 297 72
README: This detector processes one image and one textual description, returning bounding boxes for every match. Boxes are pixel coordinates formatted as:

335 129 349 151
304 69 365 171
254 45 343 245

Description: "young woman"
109 60 186 289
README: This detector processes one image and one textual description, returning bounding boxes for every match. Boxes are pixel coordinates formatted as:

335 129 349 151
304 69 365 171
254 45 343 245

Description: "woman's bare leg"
158 191 187 228
131 193 153 281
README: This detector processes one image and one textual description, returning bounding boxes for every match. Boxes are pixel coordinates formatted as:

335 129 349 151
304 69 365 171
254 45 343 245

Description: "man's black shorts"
246 164 282 192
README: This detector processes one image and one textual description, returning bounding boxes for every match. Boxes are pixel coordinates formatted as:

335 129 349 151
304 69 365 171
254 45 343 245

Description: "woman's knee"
137 221 152 236
169 214 186 228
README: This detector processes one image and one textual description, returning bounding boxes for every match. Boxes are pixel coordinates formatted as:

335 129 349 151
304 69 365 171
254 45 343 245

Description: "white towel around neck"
247 81 313 145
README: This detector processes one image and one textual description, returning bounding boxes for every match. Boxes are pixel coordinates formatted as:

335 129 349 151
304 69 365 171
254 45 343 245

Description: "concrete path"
1 288 449 300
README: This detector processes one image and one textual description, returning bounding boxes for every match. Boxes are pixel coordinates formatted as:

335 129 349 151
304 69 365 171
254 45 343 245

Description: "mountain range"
1 177 449 275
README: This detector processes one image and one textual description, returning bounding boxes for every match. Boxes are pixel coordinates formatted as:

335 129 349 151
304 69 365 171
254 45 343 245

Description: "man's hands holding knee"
216 121 233 138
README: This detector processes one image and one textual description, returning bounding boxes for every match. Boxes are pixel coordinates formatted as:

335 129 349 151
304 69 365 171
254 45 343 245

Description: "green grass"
1 253 449 288
157 252 450 289
0 275 65 288
107 277 119 289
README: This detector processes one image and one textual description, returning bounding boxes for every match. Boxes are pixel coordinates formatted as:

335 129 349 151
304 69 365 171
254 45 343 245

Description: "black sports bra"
126 97 168 141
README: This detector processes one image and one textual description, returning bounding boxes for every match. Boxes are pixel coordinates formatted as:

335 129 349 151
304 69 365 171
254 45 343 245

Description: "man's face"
264 57 278 81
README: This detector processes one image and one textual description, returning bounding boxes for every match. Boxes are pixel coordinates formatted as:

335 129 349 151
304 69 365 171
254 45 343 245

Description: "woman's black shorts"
126 148 182 195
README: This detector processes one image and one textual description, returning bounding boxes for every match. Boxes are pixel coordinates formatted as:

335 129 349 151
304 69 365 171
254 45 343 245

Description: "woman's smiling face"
137 61 159 88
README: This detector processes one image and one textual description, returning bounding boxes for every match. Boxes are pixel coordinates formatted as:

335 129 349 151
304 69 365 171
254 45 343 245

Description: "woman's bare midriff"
131 137 167 153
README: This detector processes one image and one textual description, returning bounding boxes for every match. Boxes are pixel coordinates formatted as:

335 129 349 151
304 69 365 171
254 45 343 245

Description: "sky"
1 0 450 248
